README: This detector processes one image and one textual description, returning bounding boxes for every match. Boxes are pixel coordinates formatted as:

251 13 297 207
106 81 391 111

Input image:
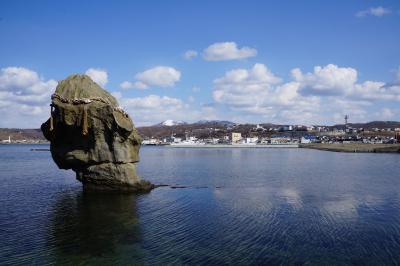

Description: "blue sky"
0 0 399 127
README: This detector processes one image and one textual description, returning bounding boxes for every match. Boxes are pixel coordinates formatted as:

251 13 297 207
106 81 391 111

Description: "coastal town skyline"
1 0 400 128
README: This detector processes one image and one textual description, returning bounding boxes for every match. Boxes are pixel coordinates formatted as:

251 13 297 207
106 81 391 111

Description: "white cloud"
292 64 400 102
120 81 136 90
381 108 394 119
356 6 391 17
2 63 400 128
118 94 223 126
111 91 122 100
0 67 56 98
122 94 183 110
200 105 219 121
353 81 400 101
203 42 257 61
212 63 321 124
214 63 281 88
120 66 181 89
85 68 108 87
395 67 400 82
211 63 400 124
329 99 371 124
183 50 198 60
293 64 358 96
0 67 57 128
119 94 188 126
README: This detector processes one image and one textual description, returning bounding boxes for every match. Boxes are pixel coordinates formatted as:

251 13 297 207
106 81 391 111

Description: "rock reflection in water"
49 191 145 264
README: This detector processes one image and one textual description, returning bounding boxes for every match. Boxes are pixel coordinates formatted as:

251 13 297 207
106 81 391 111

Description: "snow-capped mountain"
157 120 187 126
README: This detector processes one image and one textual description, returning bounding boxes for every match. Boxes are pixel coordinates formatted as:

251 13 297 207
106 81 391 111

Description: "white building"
142 138 159 145
172 137 182 143
271 136 291 144
231 132 242 143
245 137 258 144
2 136 11 143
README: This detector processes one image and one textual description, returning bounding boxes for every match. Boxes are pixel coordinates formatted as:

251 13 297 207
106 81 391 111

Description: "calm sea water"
1 145 400 265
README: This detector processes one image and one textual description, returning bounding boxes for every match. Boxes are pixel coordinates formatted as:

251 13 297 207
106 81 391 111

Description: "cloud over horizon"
356 6 391 17
0 67 57 128
85 68 108 87
203 42 257 61
119 94 189 126
212 63 321 124
1 62 400 128
212 63 400 125
120 66 181 89
183 50 198 60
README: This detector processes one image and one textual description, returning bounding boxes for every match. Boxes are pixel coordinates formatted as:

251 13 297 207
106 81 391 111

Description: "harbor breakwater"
167 144 299 148
300 143 400 153
165 143 400 153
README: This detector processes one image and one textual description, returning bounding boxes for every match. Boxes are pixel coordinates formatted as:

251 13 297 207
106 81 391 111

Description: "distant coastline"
2 142 400 154
0 141 49 145
156 143 400 153
0 141 50 145
166 144 299 148
300 143 400 153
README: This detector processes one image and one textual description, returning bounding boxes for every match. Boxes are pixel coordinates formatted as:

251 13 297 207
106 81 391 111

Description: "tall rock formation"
41 74 153 192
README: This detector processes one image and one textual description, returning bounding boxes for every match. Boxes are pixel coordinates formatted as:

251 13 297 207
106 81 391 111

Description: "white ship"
170 135 206 146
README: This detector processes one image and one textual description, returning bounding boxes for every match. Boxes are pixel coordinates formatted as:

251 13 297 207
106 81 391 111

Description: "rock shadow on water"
48 190 146 264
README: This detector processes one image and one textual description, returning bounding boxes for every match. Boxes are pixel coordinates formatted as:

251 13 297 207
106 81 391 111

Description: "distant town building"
231 132 242 143
172 137 182 143
301 135 317 144
282 125 293 131
245 137 258 144
255 124 266 131
142 138 159 145
2 136 11 143
270 134 292 144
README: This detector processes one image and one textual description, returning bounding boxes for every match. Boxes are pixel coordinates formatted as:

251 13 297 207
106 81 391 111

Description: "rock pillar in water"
41 74 153 192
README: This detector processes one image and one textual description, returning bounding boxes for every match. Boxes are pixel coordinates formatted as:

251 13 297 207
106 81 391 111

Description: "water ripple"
1 145 400 264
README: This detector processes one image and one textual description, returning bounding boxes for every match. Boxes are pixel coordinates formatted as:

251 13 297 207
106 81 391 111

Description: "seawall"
166 144 299 148
300 143 400 153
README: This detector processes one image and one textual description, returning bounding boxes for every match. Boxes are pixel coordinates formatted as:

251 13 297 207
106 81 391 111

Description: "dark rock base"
76 163 154 193
82 180 155 193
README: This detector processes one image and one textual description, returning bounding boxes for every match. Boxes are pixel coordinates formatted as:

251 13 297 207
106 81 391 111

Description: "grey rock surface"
41 74 153 192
